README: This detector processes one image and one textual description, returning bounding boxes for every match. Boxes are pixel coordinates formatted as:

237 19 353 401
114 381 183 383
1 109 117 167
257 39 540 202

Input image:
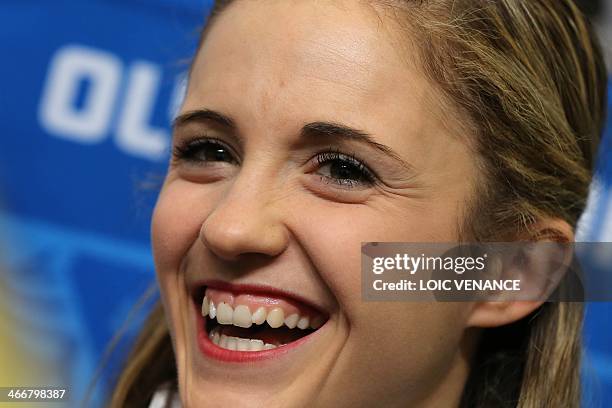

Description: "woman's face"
153 1 480 407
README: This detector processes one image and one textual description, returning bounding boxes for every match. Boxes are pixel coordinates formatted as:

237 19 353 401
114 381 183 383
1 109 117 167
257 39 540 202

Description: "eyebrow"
173 109 236 130
300 122 413 171
173 109 413 171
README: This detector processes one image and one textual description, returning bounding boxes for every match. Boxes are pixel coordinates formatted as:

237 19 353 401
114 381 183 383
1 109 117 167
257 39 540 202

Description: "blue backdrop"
0 1 610 407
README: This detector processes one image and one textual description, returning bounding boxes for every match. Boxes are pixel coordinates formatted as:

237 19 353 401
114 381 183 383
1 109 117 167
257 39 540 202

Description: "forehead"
184 0 458 156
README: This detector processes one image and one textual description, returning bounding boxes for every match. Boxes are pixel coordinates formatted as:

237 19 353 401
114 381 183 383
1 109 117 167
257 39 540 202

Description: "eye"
315 150 376 189
173 137 239 165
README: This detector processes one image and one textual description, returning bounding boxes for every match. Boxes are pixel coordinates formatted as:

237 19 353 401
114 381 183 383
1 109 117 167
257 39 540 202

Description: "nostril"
199 221 252 262
198 205 290 260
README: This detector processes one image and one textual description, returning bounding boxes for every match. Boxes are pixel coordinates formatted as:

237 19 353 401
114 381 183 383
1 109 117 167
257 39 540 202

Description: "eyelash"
173 137 239 165
173 137 377 189
315 148 376 188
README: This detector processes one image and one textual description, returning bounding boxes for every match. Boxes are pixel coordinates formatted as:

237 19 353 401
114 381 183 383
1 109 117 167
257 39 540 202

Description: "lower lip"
194 306 319 363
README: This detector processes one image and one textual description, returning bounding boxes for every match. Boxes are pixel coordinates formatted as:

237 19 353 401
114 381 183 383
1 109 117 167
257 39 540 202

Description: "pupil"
331 161 359 180
208 146 228 161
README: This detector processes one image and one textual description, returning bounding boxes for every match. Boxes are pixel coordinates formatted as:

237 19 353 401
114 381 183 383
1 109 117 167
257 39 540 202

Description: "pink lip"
193 302 319 363
191 280 327 363
190 279 327 315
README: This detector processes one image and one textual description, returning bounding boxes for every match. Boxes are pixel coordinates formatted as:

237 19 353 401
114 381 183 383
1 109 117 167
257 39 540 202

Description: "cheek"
151 180 215 379
339 302 469 402
356 302 467 361
296 202 465 314
151 180 211 274
296 203 470 391
151 181 210 336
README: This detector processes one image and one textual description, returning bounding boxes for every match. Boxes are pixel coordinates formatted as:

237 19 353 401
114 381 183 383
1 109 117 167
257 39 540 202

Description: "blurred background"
0 0 610 407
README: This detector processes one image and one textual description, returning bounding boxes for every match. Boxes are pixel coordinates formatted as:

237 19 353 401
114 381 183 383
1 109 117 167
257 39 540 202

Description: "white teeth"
201 296 209 317
209 300 216 319
266 308 285 328
233 305 253 328
204 297 325 331
226 337 237 351
297 316 310 330
205 300 327 352
284 314 299 329
252 307 267 325
219 334 228 348
236 338 251 351
217 302 234 325
210 333 271 352
249 339 264 351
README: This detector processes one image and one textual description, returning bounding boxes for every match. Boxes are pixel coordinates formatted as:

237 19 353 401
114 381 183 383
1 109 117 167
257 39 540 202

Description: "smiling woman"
109 0 606 407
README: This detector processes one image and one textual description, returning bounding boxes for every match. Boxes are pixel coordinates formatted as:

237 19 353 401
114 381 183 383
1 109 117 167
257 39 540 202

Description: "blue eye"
173 138 238 165
315 150 376 188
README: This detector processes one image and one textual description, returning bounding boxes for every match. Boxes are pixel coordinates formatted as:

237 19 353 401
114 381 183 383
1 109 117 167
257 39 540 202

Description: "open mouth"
192 283 328 359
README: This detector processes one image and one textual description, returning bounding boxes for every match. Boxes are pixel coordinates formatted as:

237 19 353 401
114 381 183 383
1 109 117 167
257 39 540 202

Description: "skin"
152 1 561 407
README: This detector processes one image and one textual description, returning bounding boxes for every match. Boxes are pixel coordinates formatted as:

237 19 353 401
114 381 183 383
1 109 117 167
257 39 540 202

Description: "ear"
466 217 574 328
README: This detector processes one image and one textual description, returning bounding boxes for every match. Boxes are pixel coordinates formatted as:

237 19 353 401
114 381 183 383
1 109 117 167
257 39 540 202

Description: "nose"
199 178 290 262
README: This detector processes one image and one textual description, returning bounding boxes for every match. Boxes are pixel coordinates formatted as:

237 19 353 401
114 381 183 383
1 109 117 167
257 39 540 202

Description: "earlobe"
466 300 543 328
466 216 575 329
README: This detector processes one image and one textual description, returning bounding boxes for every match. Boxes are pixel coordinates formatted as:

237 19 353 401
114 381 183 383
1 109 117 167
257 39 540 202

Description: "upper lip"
189 279 329 316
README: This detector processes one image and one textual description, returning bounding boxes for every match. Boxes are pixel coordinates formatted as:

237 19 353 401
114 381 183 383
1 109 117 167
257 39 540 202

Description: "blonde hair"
108 1 607 407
